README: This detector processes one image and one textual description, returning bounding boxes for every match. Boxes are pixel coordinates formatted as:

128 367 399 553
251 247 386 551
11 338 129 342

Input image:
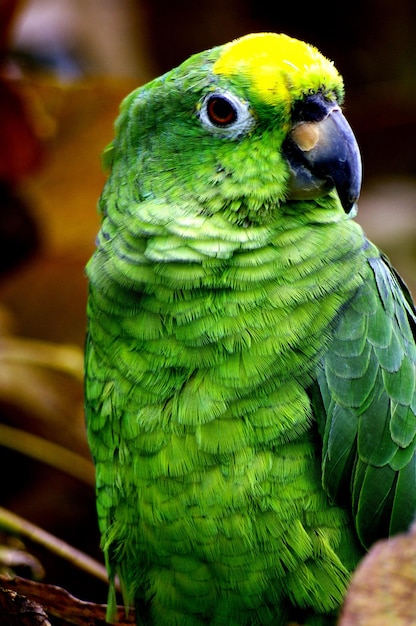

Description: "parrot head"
105 32 361 227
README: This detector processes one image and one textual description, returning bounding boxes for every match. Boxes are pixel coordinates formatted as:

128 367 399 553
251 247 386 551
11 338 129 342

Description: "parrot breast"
86 199 366 624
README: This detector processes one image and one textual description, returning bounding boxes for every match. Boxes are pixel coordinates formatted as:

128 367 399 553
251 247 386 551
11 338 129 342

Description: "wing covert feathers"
317 246 416 548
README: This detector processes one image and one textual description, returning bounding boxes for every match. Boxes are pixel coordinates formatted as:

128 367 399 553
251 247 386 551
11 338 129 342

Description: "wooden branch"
0 575 135 625
0 507 108 584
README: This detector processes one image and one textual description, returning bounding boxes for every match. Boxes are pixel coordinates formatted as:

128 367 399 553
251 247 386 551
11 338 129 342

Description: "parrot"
84 32 416 626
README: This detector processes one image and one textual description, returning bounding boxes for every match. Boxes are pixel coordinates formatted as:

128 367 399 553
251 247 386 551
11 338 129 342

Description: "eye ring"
198 90 255 138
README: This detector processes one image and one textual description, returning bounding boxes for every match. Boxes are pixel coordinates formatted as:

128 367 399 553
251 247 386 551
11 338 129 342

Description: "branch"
0 575 135 625
0 507 108 584
0 424 95 486
0 339 84 381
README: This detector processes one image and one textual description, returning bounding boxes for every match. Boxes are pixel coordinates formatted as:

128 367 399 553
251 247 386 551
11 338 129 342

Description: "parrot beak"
283 102 362 213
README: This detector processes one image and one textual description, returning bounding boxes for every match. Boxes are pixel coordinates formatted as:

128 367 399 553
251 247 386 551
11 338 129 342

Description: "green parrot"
84 32 416 626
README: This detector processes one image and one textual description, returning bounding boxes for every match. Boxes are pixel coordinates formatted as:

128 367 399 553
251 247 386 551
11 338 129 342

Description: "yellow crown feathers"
213 33 343 107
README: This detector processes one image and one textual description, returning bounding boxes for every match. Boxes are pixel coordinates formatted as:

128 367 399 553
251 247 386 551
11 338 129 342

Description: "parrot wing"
314 241 416 549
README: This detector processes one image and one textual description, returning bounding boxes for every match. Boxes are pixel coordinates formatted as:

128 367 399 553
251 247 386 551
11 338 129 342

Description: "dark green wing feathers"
315 242 416 549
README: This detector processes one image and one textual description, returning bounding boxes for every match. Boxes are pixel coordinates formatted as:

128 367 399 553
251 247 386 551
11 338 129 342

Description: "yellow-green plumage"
85 33 416 625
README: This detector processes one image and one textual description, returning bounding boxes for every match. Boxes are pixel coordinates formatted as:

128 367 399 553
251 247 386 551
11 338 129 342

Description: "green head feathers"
101 33 357 229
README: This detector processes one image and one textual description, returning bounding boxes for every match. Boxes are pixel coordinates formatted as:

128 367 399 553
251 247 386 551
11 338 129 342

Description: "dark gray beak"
283 98 362 213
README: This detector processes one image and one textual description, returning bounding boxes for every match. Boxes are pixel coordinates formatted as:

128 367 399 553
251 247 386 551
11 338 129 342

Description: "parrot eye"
206 95 238 126
199 91 255 138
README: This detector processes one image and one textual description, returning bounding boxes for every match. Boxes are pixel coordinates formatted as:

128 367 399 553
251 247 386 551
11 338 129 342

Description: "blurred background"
0 0 415 613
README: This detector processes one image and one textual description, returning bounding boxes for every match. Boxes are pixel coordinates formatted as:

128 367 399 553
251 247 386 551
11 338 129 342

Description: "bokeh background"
0 0 415 613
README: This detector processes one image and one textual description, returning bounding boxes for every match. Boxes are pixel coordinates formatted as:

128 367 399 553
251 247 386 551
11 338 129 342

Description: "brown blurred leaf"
0 327 88 457
0 183 38 276
0 80 42 181
19 78 135 258
339 521 416 626
0 1 46 182
0 78 137 346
